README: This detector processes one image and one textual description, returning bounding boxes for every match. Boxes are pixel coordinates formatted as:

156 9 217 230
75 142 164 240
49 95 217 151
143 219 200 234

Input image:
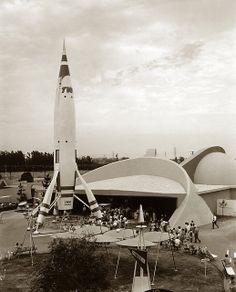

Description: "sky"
1 0 236 159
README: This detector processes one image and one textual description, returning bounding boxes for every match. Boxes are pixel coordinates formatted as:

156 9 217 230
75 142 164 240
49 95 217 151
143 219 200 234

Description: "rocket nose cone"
59 63 70 77
61 39 68 62
61 54 68 62
138 204 145 224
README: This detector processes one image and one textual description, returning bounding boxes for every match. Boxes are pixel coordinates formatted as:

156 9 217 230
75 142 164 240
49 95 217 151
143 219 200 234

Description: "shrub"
31 237 112 292
20 172 34 182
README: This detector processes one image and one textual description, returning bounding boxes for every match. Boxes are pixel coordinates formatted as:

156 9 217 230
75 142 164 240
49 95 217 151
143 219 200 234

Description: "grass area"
1 246 224 292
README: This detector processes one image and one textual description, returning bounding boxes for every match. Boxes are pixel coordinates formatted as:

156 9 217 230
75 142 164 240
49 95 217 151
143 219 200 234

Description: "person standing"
223 254 232 267
212 213 219 229
194 225 201 243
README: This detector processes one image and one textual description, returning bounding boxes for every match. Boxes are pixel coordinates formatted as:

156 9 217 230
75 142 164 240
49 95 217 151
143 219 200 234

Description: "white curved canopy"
76 175 185 195
76 157 213 227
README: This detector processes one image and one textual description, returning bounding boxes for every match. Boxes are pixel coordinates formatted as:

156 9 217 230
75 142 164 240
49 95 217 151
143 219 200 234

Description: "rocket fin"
37 170 59 225
31 203 41 217
76 169 102 219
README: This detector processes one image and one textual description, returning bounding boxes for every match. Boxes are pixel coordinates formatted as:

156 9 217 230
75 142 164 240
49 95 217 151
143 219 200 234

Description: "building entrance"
97 195 177 221
73 194 177 220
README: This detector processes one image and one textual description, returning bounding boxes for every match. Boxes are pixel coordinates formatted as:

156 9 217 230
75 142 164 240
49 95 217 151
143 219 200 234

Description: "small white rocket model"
35 41 102 229
131 205 151 292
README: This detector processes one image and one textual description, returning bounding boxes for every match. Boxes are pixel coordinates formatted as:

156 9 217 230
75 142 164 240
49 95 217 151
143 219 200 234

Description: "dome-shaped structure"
180 146 225 181
194 152 236 185
181 146 236 186
181 146 236 216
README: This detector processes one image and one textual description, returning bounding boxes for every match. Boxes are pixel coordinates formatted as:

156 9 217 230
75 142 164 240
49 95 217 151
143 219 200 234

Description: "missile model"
35 41 102 230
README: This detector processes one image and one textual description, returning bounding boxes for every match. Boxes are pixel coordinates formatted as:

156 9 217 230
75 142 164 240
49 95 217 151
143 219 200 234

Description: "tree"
178 156 185 164
42 173 51 189
20 172 34 182
31 237 112 292
17 183 27 202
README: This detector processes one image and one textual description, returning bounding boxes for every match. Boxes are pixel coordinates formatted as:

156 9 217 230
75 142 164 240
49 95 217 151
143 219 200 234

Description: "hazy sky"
1 0 236 158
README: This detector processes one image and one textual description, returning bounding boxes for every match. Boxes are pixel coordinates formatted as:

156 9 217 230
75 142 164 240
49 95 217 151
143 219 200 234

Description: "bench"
210 253 218 259
225 267 235 277
206 251 218 260
13 246 37 256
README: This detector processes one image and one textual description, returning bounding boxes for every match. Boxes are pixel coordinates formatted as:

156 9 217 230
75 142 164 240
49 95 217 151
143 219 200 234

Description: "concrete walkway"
200 217 236 259
1 211 236 257
0 211 50 256
199 217 236 292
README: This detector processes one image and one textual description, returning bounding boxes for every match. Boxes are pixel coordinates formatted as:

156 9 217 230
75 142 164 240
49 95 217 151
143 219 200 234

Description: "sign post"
201 258 210 277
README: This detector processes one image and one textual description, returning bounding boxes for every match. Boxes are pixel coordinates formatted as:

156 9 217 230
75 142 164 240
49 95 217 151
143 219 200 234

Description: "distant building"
144 148 157 157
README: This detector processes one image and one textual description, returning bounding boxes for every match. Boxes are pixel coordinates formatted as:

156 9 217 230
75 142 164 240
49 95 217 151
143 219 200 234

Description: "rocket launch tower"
35 42 102 229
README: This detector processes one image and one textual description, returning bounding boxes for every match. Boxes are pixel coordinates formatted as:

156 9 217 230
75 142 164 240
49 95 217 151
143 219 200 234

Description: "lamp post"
201 258 210 277
219 200 227 216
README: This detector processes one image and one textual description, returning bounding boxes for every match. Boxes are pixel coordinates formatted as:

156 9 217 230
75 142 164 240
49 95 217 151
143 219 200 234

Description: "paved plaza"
1 211 236 291
0 210 235 260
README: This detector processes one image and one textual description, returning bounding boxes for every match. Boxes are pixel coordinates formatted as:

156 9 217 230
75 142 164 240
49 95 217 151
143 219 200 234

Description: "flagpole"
168 230 177 272
151 242 160 285
132 261 137 291
114 245 121 279
152 230 163 285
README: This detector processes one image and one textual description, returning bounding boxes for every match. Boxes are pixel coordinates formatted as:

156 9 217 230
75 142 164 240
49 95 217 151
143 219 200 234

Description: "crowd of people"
81 209 210 258
85 206 131 229
81 206 202 245
81 206 204 253
0 202 17 212
162 220 205 255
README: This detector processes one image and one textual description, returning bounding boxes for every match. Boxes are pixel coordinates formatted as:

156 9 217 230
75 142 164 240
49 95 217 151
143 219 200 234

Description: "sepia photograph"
0 0 236 291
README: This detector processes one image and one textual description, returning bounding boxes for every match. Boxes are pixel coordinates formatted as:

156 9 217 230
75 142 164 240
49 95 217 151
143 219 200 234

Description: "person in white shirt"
212 214 219 229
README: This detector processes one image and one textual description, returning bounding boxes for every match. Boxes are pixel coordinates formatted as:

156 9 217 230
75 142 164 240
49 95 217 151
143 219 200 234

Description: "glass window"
55 149 59 163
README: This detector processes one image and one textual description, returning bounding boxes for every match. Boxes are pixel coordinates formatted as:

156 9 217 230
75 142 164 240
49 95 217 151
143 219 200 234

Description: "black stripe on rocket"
61 54 67 62
89 200 101 213
91 206 100 213
59 64 70 78
41 203 50 209
59 53 70 78
39 210 49 217
56 172 61 192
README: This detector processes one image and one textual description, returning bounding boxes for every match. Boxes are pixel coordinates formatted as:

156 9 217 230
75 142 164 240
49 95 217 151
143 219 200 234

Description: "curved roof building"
181 146 236 186
194 152 236 185
181 146 236 218
76 157 213 227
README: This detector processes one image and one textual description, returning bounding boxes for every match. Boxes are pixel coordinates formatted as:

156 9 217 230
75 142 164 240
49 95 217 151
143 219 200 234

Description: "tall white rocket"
54 41 76 211
36 42 102 227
